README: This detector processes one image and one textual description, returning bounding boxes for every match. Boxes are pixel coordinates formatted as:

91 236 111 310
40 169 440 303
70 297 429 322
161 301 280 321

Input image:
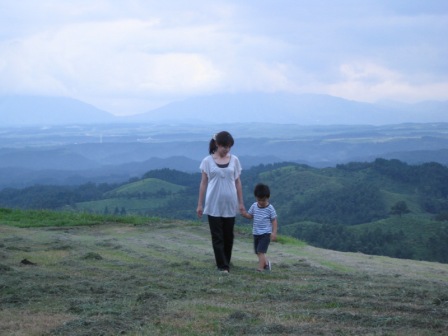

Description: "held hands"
240 207 253 220
239 205 246 217
239 203 246 214
197 204 249 219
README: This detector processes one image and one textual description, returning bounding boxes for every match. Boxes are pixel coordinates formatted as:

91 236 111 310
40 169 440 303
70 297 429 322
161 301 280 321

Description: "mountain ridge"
0 95 115 125
125 92 448 125
1 93 447 126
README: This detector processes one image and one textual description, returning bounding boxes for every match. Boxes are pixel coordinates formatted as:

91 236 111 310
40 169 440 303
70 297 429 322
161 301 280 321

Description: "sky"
0 0 447 116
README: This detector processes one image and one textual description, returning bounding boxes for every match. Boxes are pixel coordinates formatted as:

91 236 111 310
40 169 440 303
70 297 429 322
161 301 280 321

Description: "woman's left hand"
196 205 203 218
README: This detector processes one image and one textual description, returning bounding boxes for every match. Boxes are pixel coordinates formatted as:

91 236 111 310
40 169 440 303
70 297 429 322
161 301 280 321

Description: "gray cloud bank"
0 0 447 118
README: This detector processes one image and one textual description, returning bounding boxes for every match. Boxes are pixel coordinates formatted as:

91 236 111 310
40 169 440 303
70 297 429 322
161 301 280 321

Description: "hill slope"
1 212 447 335
2 159 447 263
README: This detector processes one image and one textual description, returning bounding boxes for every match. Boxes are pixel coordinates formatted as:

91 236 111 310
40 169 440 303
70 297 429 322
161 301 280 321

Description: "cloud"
0 7 295 110
0 0 447 115
327 62 448 102
0 18 224 104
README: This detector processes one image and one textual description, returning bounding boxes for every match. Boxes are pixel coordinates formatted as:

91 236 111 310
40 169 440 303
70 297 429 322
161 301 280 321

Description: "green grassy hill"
245 160 448 263
1 159 447 264
105 178 186 197
76 178 187 215
348 215 447 258
1 209 447 335
66 160 448 263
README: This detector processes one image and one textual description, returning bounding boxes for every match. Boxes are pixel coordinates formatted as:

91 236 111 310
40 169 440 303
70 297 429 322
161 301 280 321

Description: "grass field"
1 211 448 335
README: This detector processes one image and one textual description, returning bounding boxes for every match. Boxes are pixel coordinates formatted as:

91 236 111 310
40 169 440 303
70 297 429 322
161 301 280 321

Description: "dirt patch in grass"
0 309 74 336
0 221 447 335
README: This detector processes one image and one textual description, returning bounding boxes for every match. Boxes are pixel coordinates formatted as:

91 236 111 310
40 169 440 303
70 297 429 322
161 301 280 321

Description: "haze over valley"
0 119 447 189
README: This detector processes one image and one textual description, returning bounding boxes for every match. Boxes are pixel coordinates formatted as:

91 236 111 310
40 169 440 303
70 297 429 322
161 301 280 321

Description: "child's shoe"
264 260 271 271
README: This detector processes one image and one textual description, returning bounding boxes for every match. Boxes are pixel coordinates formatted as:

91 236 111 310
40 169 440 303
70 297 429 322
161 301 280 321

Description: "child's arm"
271 217 278 241
240 209 253 219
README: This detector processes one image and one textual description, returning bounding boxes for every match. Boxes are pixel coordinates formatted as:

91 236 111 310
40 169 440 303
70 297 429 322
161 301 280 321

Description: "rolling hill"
58 159 448 264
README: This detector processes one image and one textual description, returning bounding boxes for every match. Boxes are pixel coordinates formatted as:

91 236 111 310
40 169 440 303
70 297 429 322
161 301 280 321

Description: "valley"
1 122 447 188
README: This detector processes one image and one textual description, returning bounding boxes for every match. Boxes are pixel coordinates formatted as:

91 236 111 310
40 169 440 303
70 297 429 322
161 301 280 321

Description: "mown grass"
1 209 447 335
74 197 169 215
0 207 159 228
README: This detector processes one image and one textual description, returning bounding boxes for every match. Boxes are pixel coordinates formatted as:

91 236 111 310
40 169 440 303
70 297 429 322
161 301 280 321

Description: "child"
241 183 278 272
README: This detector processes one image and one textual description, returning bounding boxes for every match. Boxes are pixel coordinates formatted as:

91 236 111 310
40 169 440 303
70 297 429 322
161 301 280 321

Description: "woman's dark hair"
209 131 234 154
254 183 270 199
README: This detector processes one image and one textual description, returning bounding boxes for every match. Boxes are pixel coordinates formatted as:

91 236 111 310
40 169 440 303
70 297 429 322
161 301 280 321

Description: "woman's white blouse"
200 155 242 217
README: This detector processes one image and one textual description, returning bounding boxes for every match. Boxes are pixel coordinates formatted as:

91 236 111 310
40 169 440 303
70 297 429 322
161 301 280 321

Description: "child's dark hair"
209 131 234 154
254 183 270 199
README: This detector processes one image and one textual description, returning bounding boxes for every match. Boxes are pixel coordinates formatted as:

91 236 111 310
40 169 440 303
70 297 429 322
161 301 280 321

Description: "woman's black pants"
207 216 235 271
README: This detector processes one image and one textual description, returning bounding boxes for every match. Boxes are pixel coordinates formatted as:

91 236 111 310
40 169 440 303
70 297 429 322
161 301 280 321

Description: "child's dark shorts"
254 233 271 254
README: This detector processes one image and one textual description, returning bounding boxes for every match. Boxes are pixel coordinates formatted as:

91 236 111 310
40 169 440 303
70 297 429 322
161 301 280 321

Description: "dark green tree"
390 201 410 217
426 227 448 263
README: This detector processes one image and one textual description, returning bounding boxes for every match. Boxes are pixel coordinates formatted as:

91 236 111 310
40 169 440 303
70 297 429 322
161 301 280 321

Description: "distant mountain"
1 93 447 126
123 93 448 125
0 95 116 125
0 147 102 170
377 100 448 123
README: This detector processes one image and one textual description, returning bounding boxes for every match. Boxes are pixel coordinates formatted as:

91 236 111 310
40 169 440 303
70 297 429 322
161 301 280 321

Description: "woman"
197 131 245 273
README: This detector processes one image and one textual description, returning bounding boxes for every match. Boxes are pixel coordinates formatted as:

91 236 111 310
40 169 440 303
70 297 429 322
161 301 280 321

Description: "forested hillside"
0 159 447 263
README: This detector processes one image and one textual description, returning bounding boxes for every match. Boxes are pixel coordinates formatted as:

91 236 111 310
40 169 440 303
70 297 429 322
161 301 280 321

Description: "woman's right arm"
197 171 208 218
